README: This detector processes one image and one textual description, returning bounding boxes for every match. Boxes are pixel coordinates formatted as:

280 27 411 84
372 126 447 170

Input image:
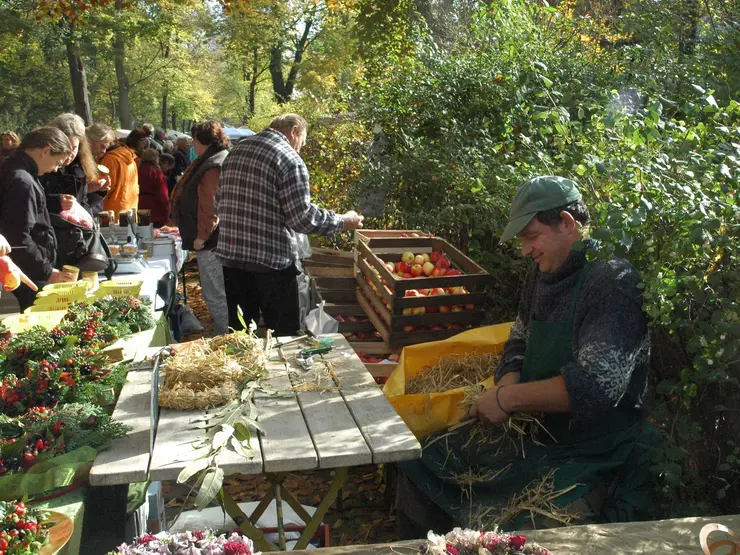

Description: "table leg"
219 468 349 551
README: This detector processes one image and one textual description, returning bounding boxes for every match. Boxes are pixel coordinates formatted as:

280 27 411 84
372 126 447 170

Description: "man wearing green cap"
395 176 656 537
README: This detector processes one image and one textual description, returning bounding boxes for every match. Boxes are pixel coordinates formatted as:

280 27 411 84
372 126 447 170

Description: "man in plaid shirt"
215 113 364 334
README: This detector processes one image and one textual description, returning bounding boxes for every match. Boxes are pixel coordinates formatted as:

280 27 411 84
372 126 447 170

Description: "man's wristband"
496 385 513 417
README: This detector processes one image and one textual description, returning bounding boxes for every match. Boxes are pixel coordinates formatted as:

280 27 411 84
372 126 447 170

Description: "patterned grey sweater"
495 245 650 423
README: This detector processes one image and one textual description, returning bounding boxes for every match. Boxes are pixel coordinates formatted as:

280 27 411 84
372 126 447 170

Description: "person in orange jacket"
101 128 147 219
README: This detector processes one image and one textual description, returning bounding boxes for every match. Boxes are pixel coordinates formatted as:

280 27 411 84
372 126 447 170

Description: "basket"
95 279 143 299
2 310 66 333
40 281 88 293
31 288 90 311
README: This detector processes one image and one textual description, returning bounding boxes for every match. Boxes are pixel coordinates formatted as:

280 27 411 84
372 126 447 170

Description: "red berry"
0 538 7 548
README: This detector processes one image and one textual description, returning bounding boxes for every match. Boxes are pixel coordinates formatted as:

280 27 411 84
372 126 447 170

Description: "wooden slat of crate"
348 341 400 355
314 276 357 290
324 304 367 317
319 289 357 303
305 265 355 277
354 230 428 255
357 288 467 347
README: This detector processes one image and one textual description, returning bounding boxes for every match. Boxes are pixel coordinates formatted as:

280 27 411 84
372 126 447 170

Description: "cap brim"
500 213 535 243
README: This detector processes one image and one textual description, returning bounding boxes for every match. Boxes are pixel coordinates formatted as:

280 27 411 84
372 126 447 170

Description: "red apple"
448 286 466 295
403 325 416 332
410 263 423 276
431 325 445 331
439 305 452 313
432 267 447 277
422 262 435 276
418 289 430 296
426 305 439 313
335 315 345 322
394 262 402 273
429 251 441 264
402 272 414 279
465 303 475 310
445 269 462 276
429 287 446 296
401 252 415 263
400 233 409 238
435 256 451 269
356 350 367 357
404 289 421 297
399 260 413 273
346 316 357 322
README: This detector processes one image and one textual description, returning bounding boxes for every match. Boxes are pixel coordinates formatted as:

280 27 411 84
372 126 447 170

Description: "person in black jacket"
0 127 77 309
41 113 101 215
173 137 190 178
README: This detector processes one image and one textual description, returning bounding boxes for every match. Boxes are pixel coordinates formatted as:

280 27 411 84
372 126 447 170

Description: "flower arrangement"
422 528 550 555
111 530 261 555
0 500 50 554
0 403 130 476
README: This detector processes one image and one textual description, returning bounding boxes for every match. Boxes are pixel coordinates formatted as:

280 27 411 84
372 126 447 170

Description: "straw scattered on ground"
405 351 500 395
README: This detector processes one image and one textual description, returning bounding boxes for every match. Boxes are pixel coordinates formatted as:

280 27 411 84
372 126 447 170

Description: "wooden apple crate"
354 236 490 347
304 246 354 270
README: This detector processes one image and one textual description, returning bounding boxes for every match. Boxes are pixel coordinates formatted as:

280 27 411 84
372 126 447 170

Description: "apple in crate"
410 263 423 277
426 305 439 313
448 286 467 295
435 256 451 269
385 262 395 273
403 325 416 332
439 305 452 313
401 252 415 263
422 253 431 263
431 267 447 277
429 287 446 296
445 269 462 276
431 325 445 331
422 262 435 276
402 272 414 279
399 260 413 273
413 255 425 266
404 289 422 297
412 307 426 315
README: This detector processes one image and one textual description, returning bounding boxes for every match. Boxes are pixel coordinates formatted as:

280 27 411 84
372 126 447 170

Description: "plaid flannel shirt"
215 128 344 270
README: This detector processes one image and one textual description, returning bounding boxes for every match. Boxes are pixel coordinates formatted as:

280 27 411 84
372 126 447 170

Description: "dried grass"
463 413 555 458
158 330 269 410
405 352 500 395
468 469 580 531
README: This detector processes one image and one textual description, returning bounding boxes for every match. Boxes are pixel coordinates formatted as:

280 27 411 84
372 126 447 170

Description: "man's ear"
559 210 577 233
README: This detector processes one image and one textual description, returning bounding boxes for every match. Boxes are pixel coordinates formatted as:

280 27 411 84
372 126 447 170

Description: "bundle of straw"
158 330 269 410
405 352 500 395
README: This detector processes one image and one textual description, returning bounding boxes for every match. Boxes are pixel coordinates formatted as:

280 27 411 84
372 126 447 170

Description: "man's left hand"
467 385 511 424
193 238 205 251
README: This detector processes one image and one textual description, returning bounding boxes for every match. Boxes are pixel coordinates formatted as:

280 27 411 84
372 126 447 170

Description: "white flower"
426 530 448 555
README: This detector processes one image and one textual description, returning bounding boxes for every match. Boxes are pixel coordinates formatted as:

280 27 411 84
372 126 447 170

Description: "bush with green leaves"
344 0 740 516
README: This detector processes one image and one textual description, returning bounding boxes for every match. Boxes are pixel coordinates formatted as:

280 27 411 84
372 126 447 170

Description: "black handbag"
49 214 116 279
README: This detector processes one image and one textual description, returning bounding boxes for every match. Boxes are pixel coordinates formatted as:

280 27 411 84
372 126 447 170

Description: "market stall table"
288 514 740 555
92 334 421 551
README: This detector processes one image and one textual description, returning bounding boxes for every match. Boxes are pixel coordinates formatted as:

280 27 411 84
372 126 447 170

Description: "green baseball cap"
500 176 582 242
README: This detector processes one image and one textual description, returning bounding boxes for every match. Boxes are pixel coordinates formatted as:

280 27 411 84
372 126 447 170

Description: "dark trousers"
222 265 300 337
13 282 40 312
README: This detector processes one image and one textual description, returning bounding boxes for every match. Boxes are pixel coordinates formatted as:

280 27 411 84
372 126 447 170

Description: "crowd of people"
0 113 364 334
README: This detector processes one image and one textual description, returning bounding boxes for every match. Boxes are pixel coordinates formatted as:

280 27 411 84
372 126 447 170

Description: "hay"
468 469 580 531
158 330 269 410
462 414 554 458
405 352 500 395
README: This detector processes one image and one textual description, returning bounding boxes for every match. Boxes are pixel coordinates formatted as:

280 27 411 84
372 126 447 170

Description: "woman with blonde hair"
40 113 102 216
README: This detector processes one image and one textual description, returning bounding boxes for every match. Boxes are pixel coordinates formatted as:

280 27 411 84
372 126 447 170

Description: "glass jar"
98 211 113 228
137 209 152 226
118 210 130 227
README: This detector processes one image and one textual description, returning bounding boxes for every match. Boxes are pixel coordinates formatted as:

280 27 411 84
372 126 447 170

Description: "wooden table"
91 334 421 551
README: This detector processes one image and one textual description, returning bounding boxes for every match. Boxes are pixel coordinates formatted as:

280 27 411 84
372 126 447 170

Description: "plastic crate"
40 281 88 293
95 279 143 299
3 310 66 332
32 289 90 310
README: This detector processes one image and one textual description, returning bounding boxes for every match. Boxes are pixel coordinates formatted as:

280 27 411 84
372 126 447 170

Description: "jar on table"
137 209 152 227
118 210 130 227
98 211 113 228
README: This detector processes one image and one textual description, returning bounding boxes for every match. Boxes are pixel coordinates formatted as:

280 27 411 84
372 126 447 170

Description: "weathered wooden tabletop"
90 333 421 486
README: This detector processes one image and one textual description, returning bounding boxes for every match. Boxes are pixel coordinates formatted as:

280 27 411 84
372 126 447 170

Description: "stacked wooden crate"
354 232 490 348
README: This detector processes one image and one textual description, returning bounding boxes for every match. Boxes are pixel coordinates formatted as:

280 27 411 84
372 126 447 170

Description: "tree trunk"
171 111 177 131
114 0 133 129
160 43 170 130
269 16 315 105
248 47 259 116
65 28 92 125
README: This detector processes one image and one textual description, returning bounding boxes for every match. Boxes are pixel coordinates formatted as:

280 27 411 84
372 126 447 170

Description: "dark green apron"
400 262 651 529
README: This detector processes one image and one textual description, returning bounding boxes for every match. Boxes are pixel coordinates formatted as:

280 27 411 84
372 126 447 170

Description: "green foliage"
346 0 740 516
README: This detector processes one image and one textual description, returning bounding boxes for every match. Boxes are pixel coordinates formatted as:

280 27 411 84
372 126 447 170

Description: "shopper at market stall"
1 131 20 161
395 176 656 537
40 113 100 215
85 122 115 216
160 152 177 194
101 128 146 218
137 148 170 227
0 127 77 309
171 121 229 334
173 137 190 178
215 113 364 335
142 123 164 153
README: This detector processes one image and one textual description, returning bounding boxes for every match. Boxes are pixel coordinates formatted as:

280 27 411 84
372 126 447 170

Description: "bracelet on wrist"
496 385 513 417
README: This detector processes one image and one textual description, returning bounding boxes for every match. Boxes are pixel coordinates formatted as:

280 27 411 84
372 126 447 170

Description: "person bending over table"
395 176 658 538
215 113 364 335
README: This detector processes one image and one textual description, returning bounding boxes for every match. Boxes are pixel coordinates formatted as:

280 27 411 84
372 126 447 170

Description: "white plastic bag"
305 301 338 335
59 202 94 229
297 273 311 331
